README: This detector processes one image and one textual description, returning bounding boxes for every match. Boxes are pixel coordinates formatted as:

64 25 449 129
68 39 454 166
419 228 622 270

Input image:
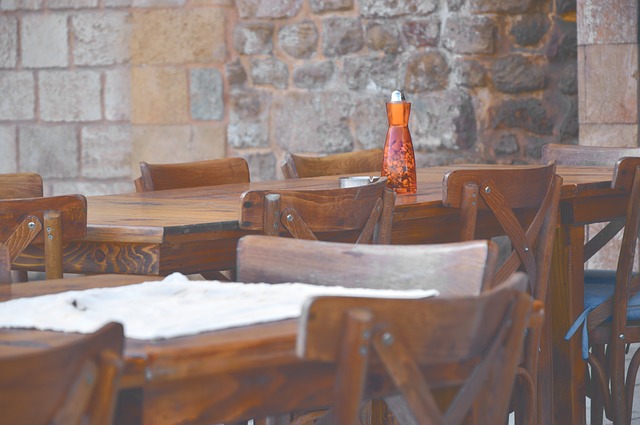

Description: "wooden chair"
442 162 563 425
0 244 10 284
0 322 124 425
237 235 499 296
135 157 250 192
541 143 640 167
239 177 395 245
563 157 640 425
281 149 383 179
0 194 87 281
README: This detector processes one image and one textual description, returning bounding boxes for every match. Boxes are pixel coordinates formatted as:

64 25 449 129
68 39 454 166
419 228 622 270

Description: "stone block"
491 98 554 135
49 0 98 8
493 133 520 157
353 94 387 150
452 59 487 87
105 0 132 6
131 8 225 65
578 45 586 124
131 66 189 124
48 180 134 197
81 125 132 178
72 11 130 66
0 0 43 10
240 151 276 182
271 92 354 153
491 54 546 94
39 70 101 122
21 14 68 68
236 0 302 19
310 0 352 13
366 21 402 54
0 71 35 120
0 125 17 173
469 0 534 14
250 57 289 89
190 68 224 121
0 16 17 68
582 44 637 124
131 124 225 173
279 21 318 59
190 0 234 5
322 18 364 57
404 51 449 92
293 61 334 89
228 88 271 148
226 59 247 87
578 0 637 45
105 68 131 121
19 125 79 178
559 63 577 95
443 15 496 54
579 123 638 147
344 55 400 92
133 0 185 6
234 22 273 55
402 17 440 48
510 14 550 46
360 0 437 18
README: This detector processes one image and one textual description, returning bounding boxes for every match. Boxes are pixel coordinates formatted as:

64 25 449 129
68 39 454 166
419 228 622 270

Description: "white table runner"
0 273 438 340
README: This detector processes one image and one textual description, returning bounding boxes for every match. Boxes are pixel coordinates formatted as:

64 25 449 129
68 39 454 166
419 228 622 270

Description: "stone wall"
0 0 576 195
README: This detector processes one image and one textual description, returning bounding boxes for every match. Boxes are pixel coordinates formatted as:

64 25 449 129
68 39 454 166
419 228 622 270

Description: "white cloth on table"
0 273 438 340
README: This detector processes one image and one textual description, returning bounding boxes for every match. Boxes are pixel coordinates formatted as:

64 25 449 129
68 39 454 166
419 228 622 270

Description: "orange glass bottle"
381 90 417 194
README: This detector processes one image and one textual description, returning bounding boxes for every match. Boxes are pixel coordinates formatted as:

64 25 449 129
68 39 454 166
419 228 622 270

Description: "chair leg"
590 345 605 425
610 340 628 425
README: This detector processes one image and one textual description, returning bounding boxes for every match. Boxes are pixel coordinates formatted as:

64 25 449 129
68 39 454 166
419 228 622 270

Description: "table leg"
550 224 586 425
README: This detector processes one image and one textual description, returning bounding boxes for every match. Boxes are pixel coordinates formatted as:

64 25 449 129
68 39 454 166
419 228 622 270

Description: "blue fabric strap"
564 306 596 360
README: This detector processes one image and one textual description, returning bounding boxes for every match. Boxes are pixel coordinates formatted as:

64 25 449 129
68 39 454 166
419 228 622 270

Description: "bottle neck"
386 102 411 126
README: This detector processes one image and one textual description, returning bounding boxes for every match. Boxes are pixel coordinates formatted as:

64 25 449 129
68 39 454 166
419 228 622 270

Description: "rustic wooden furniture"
281 149 383 179
0 194 87 280
135 157 250 192
0 244 10 284
442 163 562 425
239 176 395 244
563 158 640 425
0 321 124 425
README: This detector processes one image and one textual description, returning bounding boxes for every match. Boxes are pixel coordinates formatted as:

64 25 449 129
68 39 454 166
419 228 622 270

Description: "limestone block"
131 66 189 124
0 71 35 120
131 8 226 65
81 125 132 179
322 18 364 57
293 61 334 89
582 44 637 124
228 88 271 148
404 51 449 92
105 68 131 121
402 17 440 48
366 21 402 54
22 14 68 68
279 21 318 59
240 151 276 182
72 11 130 66
190 68 224 121
19 125 79 178
443 15 496 54
131 124 225 173
579 123 638 147
49 0 98 8
0 0 43 10
310 0 352 13
39 70 101 122
491 98 554 135
578 0 637 45
250 57 289 89
234 22 273 55
236 0 302 19
0 16 17 68
360 0 437 18
469 0 534 14
0 125 17 173
491 54 546 94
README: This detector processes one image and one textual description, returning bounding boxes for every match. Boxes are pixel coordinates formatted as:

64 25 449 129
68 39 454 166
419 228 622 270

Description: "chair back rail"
542 143 640 167
297 273 533 425
137 157 250 192
239 177 395 244
281 149 383 179
0 322 124 425
237 236 499 296
0 172 43 199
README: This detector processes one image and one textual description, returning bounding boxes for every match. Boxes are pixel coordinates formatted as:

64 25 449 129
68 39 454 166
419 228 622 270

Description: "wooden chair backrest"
0 244 10 284
0 173 43 199
237 235 499 296
541 143 640 167
281 149 383 179
0 195 87 280
0 322 124 425
297 273 533 425
136 157 250 192
239 177 395 244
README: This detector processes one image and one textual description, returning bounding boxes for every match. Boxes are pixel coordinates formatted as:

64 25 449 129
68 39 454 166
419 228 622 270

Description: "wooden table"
7 164 622 425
